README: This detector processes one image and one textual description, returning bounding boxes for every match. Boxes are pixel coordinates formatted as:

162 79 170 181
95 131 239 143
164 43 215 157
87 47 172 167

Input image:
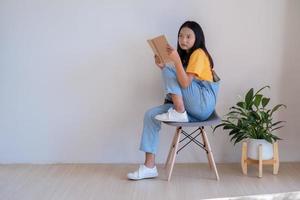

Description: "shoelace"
170 108 180 120
167 108 174 119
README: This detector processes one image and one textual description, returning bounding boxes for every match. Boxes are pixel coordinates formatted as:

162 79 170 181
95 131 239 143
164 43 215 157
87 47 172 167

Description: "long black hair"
177 21 214 69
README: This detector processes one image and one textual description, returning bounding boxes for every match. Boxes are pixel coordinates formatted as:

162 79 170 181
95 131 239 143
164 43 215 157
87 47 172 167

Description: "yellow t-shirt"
186 49 213 81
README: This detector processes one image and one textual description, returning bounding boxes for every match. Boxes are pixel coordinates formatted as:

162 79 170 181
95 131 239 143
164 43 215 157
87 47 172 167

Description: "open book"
147 35 172 64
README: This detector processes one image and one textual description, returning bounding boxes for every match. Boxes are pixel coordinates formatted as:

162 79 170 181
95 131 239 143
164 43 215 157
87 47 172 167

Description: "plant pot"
247 139 273 160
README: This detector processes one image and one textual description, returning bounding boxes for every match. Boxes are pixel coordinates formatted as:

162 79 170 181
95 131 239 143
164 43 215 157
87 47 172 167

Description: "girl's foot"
155 108 188 122
127 165 158 180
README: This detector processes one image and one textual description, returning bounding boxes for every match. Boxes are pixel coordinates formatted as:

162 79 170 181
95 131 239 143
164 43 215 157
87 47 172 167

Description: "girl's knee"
144 105 171 123
144 108 157 122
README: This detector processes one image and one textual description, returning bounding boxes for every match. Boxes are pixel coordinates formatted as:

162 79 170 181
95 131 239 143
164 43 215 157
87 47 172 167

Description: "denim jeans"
139 65 219 154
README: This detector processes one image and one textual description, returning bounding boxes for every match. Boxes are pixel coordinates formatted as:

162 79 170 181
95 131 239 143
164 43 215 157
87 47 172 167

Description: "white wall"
0 0 299 164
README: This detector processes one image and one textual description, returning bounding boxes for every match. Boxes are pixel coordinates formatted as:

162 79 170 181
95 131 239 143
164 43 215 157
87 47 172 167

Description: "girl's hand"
166 44 181 65
154 55 164 69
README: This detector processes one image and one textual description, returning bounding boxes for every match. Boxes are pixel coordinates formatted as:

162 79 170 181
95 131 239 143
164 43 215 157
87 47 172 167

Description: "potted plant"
214 86 286 160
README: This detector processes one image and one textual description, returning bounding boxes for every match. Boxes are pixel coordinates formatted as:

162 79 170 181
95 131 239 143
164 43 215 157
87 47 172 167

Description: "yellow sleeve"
186 49 213 81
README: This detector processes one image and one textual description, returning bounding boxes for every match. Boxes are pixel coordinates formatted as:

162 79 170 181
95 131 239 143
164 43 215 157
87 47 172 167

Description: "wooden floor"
0 163 300 200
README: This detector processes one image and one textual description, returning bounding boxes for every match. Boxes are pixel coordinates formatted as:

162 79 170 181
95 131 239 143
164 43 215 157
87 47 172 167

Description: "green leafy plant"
214 86 286 144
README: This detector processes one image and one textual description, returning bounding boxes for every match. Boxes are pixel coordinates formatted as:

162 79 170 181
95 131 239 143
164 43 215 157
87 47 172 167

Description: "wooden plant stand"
241 141 279 178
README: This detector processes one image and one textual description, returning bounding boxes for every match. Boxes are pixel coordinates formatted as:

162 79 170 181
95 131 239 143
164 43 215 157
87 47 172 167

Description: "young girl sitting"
128 21 220 180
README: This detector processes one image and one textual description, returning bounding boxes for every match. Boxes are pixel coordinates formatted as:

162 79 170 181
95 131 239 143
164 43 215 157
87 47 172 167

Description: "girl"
128 21 219 180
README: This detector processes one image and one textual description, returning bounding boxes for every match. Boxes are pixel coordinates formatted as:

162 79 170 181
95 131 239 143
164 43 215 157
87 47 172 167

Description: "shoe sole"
127 174 158 180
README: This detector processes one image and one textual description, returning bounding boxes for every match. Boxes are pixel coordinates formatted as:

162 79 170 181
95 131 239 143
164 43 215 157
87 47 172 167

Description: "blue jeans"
139 65 219 154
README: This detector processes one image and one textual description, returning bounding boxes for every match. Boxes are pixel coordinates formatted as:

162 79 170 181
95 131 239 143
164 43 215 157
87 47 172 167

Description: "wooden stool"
241 141 279 178
163 111 221 181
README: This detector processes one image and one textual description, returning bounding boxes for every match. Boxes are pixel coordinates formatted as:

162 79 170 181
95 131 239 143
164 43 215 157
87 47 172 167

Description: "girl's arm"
166 45 195 88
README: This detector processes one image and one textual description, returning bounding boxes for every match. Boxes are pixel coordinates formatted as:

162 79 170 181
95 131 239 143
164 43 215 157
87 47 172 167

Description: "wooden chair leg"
202 129 220 181
200 128 212 169
165 127 180 169
273 142 279 174
241 142 248 175
167 128 181 181
258 144 263 178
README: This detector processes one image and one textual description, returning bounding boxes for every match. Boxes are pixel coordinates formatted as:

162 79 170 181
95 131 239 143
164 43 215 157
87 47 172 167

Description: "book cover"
147 35 172 64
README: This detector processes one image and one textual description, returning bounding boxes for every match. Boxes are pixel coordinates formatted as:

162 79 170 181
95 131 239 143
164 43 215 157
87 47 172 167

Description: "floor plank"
0 163 299 200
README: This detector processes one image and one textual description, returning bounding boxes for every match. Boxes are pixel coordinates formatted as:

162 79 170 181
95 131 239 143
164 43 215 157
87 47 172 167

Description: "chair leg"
167 127 181 181
201 128 220 181
165 128 180 169
200 128 212 169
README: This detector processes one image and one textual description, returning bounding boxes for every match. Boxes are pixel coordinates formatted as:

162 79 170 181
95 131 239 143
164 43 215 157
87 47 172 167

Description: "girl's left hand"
166 44 181 65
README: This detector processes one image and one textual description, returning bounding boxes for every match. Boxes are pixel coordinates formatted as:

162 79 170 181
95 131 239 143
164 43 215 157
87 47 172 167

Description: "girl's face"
178 27 196 51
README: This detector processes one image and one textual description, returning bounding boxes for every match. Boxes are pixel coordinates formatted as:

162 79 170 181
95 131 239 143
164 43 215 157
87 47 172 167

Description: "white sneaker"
127 165 158 180
155 108 189 122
